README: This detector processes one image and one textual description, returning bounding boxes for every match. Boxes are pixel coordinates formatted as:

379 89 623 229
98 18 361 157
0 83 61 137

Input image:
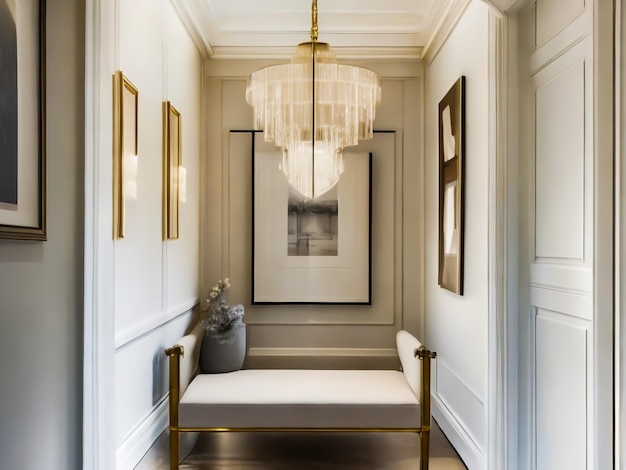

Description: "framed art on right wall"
438 76 465 295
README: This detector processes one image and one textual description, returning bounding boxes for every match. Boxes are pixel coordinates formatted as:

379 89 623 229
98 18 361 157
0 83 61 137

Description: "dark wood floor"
136 421 467 470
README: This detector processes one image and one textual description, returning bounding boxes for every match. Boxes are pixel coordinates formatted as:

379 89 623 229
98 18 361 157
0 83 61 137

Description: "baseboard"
432 394 486 470
116 396 169 470
245 347 400 370
247 347 397 357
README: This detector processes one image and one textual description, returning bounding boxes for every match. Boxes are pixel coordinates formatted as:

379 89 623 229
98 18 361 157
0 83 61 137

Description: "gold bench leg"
166 345 184 470
170 428 179 470
415 346 436 470
420 429 430 470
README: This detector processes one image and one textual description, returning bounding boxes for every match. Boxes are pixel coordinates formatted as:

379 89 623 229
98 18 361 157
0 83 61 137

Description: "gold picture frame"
112 71 138 239
0 0 46 241
163 101 181 240
438 76 465 295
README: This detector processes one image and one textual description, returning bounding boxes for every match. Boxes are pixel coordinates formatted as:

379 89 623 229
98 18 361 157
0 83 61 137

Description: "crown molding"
208 45 423 61
170 0 433 62
421 0 472 64
486 0 518 13
170 0 214 59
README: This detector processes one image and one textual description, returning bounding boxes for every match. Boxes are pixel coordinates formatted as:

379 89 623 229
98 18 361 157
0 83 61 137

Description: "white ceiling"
179 0 515 60
197 0 455 55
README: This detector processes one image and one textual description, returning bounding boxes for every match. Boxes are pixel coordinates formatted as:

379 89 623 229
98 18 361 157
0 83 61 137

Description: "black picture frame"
250 134 372 305
0 0 46 241
438 76 465 295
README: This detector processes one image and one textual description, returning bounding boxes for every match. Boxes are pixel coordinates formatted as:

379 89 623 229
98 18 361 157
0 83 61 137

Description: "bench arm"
165 324 204 427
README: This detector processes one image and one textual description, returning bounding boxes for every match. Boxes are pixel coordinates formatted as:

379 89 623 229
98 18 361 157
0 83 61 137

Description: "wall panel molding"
530 286 592 321
535 0 586 49
432 396 485 470
436 358 486 451
530 6 591 75
225 129 401 328
529 263 592 294
534 310 589 470
116 396 168 470
114 301 197 350
534 59 586 261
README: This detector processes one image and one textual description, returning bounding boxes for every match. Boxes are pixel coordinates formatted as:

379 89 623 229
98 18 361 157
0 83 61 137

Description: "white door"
512 0 614 468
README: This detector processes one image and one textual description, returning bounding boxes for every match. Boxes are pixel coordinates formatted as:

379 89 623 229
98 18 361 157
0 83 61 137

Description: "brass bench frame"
165 345 436 470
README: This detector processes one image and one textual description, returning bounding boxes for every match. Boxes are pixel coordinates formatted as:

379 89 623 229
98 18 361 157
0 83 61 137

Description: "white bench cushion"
179 369 421 429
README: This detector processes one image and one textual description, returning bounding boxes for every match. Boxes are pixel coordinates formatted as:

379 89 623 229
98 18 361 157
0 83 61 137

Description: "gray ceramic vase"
200 321 246 373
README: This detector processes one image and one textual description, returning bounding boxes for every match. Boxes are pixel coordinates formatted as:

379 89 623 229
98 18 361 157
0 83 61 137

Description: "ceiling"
178 0 469 60
180 0 514 60
201 0 451 49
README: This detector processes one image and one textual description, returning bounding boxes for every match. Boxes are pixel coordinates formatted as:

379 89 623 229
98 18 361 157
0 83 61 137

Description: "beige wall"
0 0 85 468
204 59 425 368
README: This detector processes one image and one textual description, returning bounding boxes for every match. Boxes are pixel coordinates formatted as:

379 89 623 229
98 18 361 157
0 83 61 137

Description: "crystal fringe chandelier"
245 0 381 200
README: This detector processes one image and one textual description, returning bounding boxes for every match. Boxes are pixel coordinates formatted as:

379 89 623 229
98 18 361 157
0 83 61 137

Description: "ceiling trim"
170 0 214 59
209 45 423 61
171 0 473 63
421 0 473 64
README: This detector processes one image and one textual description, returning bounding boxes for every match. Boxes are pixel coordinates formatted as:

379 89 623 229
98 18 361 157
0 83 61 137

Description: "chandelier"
245 0 381 200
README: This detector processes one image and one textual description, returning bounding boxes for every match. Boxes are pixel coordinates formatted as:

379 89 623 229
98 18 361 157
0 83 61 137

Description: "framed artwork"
438 76 465 295
253 152 372 304
0 0 46 241
112 71 138 239
162 101 181 240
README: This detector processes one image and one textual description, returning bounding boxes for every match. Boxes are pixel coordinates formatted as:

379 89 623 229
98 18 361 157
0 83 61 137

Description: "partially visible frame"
253 151 372 304
112 71 138 239
0 0 46 241
163 101 181 240
438 76 465 295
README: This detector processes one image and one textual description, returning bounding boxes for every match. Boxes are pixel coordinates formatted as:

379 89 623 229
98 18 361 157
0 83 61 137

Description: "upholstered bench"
165 327 436 470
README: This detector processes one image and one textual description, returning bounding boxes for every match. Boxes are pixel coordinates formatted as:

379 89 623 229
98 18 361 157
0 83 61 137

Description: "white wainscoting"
115 299 199 350
530 7 590 76
111 310 196 458
116 396 169 470
528 10 594 469
436 359 486 451
535 0 585 48
432 397 485 470
535 309 588 470
534 60 586 261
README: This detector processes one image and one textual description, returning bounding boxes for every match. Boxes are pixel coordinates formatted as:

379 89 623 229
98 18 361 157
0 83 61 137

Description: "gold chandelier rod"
311 0 318 42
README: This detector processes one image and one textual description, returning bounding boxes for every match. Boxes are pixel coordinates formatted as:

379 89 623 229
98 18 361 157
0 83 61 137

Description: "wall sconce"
178 165 186 203
124 153 139 200
113 71 138 239
163 101 181 240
